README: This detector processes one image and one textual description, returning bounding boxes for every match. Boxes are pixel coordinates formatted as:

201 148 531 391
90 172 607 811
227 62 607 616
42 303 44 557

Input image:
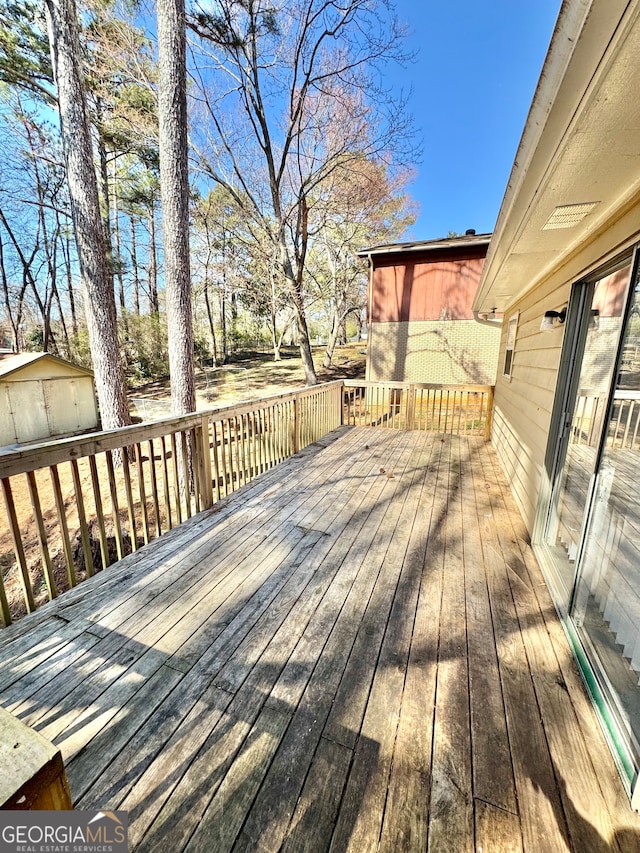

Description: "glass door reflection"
544 265 631 609
572 264 640 768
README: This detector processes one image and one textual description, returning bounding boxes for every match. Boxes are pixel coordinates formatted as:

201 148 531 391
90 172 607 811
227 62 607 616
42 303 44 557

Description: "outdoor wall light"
540 306 567 331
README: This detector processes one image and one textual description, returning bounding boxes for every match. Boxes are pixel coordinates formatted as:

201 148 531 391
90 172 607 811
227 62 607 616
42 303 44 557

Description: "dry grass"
129 344 367 418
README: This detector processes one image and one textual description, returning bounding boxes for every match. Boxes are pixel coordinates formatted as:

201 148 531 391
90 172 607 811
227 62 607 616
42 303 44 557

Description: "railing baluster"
70 458 94 576
88 456 110 568
210 421 221 502
223 418 232 493
218 420 228 497
1 477 36 612
26 470 57 598
256 411 262 473
170 432 183 523
105 450 124 560
622 401 634 449
0 565 11 626
241 413 248 480
160 435 173 530
135 444 150 546
121 450 138 550
49 464 77 588
180 431 192 518
147 439 162 537
632 405 640 450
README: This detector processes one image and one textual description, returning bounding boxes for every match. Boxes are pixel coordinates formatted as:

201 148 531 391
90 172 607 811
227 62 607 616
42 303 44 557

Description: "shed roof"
0 352 94 380
357 232 492 259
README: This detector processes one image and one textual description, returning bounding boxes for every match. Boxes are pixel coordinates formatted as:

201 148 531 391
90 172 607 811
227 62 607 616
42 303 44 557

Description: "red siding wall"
369 249 486 323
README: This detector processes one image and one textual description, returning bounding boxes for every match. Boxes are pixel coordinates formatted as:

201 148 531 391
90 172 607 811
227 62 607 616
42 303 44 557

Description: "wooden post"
485 386 494 439
0 707 72 810
198 416 214 509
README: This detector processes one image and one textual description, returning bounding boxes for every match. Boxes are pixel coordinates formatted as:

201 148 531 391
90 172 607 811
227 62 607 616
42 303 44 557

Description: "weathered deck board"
1 428 639 853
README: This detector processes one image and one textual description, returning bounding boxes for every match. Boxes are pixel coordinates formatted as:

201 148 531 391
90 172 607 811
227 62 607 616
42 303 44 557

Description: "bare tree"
44 0 130 429
307 156 416 367
157 0 195 415
189 0 415 385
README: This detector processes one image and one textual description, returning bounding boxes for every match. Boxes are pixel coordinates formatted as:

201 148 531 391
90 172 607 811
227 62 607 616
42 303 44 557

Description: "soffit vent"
542 202 599 230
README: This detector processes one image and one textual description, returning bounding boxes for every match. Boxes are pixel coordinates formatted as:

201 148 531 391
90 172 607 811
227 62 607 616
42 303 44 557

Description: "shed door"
6 380 49 444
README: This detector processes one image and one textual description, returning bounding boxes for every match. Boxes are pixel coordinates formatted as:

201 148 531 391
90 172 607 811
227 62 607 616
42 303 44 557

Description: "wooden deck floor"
2 427 640 852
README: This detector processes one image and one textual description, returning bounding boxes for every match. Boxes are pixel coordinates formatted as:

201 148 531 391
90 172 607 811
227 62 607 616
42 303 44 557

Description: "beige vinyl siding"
489 198 640 534
491 275 572 533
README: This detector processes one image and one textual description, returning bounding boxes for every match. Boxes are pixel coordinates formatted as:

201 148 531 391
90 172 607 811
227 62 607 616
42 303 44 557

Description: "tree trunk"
147 204 159 314
62 223 78 337
95 99 116 284
157 0 195 416
278 240 316 384
45 0 130 430
279 198 316 385
338 316 347 346
130 216 140 316
112 160 126 320
323 304 343 369
203 280 218 365
270 309 282 362
220 285 228 363
293 297 316 383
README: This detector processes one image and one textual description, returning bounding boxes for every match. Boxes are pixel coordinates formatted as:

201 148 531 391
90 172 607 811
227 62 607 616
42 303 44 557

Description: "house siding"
370 253 486 322
366 319 501 384
490 202 640 536
366 241 499 386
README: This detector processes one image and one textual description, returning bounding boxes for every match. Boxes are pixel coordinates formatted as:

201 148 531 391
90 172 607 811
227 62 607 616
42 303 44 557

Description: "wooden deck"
1 427 640 852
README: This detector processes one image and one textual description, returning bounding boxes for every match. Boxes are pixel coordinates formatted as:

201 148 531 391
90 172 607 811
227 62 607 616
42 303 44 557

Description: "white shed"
0 353 98 447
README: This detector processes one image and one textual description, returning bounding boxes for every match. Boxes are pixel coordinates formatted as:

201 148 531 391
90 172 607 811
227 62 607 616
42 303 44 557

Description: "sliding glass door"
541 253 640 793
571 263 640 785
543 263 632 609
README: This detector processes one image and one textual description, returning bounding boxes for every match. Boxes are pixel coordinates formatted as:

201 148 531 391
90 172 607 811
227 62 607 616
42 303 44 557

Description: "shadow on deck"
1 427 639 852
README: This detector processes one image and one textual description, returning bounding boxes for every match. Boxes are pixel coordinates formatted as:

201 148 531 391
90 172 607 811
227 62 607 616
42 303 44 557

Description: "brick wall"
366 319 501 384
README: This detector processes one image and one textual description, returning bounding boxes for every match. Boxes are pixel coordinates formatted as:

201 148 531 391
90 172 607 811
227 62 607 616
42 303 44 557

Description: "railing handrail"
0 378 494 627
0 380 345 480
343 379 494 393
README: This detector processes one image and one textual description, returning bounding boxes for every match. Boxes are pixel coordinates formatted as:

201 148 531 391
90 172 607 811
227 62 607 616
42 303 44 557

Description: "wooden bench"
0 707 72 810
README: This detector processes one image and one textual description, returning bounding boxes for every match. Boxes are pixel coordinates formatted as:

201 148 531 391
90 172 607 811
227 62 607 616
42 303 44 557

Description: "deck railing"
573 389 640 450
343 380 493 436
0 379 492 626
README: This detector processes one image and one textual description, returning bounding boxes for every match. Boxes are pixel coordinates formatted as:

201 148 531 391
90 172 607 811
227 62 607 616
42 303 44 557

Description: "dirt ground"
0 344 366 625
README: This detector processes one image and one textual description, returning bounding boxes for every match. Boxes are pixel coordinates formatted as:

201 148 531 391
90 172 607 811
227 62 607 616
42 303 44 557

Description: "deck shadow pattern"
1 428 640 852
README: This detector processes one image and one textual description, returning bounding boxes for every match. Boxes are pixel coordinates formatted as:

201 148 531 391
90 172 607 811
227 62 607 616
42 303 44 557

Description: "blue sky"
389 0 562 240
